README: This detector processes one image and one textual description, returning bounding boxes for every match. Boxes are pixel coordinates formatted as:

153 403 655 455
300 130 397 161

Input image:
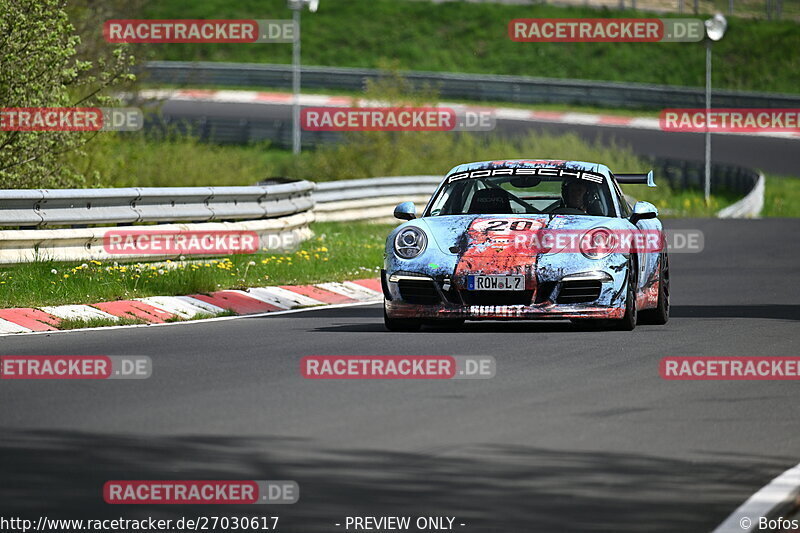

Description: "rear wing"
614 171 656 187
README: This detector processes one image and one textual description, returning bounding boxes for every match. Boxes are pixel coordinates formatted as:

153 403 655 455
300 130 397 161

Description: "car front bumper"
382 269 627 321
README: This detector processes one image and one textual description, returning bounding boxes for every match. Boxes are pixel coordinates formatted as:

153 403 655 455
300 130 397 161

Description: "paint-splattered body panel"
383 160 663 321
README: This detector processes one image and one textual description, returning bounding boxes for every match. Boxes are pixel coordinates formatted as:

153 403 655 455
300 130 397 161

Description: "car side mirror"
393 201 417 221
630 201 658 224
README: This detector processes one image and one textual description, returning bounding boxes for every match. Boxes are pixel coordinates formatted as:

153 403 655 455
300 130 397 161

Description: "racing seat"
467 188 513 214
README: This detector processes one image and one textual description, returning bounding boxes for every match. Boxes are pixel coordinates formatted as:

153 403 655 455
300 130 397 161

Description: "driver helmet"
561 178 589 208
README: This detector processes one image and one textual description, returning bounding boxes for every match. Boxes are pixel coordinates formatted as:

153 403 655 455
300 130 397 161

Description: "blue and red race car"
382 159 669 331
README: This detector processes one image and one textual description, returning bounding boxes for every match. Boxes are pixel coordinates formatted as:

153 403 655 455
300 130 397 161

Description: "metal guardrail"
314 176 441 222
142 61 800 110
315 176 442 203
313 167 764 221
0 182 316 264
313 164 765 221
0 166 763 264
717 173 765 218
0 182 315 228
0 215 315 265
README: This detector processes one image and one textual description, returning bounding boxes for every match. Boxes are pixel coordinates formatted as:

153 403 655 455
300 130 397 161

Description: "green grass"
139 0 800 94
763 175 800 217
63 128 741 216
57 316 148 330
164 310 237 322
63 133 293 188
65 127 653 187
624 183 741 217
0 222 388 309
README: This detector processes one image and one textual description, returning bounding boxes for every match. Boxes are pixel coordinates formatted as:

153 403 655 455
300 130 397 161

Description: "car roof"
445 159 612 178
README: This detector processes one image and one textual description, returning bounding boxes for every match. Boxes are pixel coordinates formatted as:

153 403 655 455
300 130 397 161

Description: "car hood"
420 214 614 256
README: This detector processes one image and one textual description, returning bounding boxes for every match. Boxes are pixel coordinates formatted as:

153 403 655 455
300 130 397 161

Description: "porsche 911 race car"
381 159 670 331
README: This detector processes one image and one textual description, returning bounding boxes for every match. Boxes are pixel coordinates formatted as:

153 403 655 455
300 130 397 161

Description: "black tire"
612 264 637 331
383 305 421 332
639 253 670 325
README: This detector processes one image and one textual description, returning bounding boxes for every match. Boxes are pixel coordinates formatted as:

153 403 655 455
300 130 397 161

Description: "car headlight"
580 227 618 260
394 227 427 259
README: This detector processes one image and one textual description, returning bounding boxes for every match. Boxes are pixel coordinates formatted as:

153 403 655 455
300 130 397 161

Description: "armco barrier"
141 61 800 110
312 164 765 220
0 182 314 228
0 166 763 264
314 176 442 222
0 182 315 264
0 214 314 265
717 173 765 219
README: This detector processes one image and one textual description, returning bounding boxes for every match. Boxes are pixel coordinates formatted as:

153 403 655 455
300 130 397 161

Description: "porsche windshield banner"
447 166 605 183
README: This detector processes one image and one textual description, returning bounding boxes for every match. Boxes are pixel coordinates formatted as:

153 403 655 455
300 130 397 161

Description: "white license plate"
467 275 525 291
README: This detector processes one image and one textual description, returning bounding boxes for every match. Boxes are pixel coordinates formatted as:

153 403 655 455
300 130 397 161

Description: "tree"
0 0 135 188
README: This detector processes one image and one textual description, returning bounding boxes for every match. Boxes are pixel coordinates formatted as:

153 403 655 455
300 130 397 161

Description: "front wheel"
639 253 670 325
612 265 637 331
383 305 421 332
639 254 669 326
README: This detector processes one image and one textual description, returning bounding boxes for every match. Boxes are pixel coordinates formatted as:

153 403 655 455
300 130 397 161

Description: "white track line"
713 462 800 532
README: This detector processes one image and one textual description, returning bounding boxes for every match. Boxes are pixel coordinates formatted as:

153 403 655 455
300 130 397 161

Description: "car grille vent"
398 279 441 305
557 280 602 304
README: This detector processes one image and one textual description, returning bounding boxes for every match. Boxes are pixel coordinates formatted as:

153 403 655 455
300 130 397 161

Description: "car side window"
611 177 632 217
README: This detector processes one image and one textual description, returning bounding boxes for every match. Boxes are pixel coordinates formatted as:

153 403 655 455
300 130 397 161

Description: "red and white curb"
139 88 800 140
0 278 382 336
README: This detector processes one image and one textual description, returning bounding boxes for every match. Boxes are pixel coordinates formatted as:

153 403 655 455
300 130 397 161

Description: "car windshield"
427 170 615 217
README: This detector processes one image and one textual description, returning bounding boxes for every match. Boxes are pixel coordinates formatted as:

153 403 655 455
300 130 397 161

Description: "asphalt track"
1 219 798 532
157 100 800 177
